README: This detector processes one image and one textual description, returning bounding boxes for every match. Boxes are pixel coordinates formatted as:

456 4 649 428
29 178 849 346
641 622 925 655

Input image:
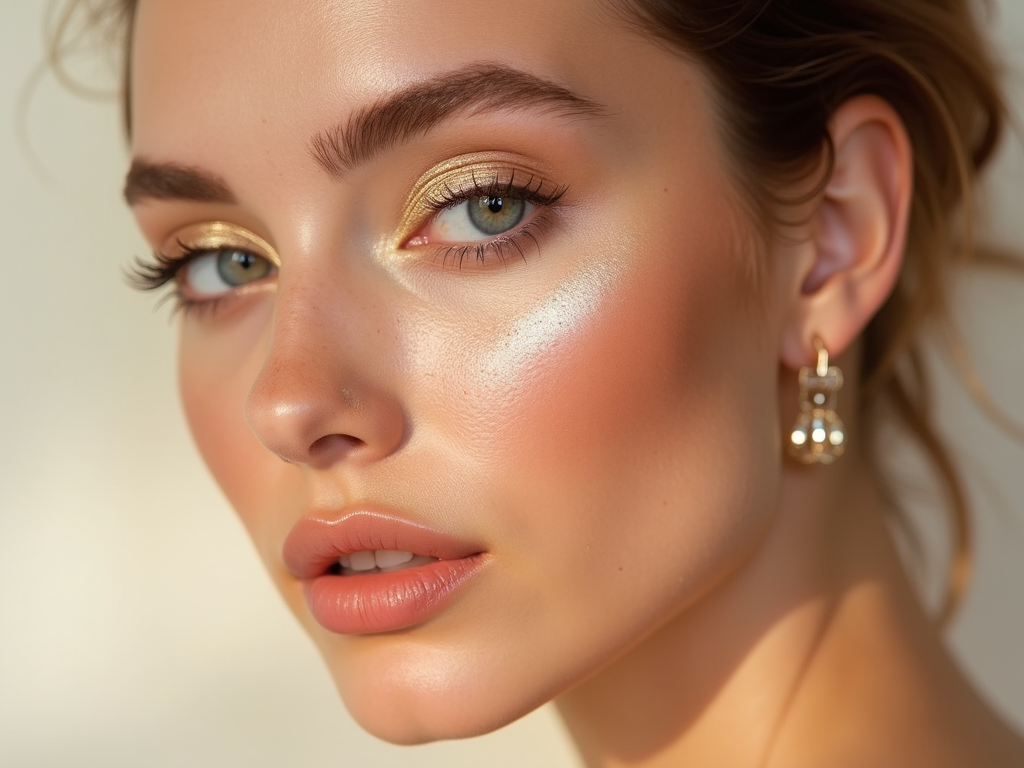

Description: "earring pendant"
788 338 846 465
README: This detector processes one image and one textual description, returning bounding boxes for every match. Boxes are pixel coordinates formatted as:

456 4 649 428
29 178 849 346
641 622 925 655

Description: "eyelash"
415 171 567 268
127 242 234 318
127 170 567 314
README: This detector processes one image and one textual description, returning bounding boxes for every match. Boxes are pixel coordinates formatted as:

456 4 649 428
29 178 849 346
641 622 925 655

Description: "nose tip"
244 363 406 469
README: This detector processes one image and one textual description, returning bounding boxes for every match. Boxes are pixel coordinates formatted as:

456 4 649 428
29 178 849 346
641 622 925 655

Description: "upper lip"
283 507 484 579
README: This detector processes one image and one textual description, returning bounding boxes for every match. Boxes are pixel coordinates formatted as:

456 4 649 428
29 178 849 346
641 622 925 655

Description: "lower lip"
303 554 486 634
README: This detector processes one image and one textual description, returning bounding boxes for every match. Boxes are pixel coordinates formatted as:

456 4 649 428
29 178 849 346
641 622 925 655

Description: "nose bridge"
244 260 406 468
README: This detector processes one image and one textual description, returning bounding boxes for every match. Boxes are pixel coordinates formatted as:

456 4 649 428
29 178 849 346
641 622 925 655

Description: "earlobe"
780 95 913 369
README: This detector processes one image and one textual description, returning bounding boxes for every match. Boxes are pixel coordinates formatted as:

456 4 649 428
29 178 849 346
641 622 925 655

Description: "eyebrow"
124 161 236 206
123 63 604 205
309 62 606 177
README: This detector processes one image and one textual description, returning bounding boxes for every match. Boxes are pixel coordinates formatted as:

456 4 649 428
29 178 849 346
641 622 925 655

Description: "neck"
555 448 1020 767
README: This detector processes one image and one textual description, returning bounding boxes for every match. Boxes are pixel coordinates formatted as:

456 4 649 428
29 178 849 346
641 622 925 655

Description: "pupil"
487 197 504 214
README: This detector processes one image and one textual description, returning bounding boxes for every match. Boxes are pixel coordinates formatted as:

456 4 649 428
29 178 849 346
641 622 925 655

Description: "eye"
422 196 535 243
396 168 567 268
181 248 275 299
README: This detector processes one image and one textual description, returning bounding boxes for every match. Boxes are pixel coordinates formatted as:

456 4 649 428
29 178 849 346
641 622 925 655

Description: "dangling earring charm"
788 338 846 465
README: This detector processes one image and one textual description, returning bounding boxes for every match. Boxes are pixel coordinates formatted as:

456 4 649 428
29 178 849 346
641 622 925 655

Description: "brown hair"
52 0 1011 624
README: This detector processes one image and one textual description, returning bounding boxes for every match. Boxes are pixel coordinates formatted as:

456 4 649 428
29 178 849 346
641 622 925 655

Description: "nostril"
244 361 406 466
308 433 366 461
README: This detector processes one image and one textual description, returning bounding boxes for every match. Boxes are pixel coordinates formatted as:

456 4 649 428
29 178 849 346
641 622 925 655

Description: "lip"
283 508 487 635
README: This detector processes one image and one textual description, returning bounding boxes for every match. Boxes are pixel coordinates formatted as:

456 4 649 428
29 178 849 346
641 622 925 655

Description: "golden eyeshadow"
396 152 551 244
164 221 281 267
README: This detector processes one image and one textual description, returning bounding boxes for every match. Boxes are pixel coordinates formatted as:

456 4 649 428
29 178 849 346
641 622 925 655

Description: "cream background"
1 2 1022 766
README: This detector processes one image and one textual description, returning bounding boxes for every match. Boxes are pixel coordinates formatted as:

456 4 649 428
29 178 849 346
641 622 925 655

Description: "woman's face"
129 0 790 743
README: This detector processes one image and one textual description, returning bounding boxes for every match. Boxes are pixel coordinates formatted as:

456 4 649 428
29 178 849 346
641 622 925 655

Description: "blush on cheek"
476 234 745 478
456 207 779 603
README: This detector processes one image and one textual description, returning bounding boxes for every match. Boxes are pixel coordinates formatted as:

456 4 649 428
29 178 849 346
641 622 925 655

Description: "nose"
244 278 407 468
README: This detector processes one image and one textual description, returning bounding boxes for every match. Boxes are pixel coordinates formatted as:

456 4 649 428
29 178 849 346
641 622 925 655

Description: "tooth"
348 551 377 571
338 555 352 570
375 550 414 569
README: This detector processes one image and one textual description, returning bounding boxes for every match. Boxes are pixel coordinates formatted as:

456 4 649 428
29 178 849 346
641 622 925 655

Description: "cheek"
579 234 775 555
452 200 781 574
515 257 779 602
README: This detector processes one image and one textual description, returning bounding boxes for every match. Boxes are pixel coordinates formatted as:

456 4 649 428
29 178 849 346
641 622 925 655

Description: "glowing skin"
128 1 1024 765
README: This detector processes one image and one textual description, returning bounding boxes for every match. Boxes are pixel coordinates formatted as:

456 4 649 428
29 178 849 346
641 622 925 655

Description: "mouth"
283 509 487 635
329 550 439 575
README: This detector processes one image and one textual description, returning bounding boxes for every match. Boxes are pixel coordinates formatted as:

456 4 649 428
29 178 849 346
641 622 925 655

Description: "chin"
345 695 531 746
328 653 547 744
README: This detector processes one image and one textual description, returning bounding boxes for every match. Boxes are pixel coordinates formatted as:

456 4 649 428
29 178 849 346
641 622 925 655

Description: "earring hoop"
788 338 846 465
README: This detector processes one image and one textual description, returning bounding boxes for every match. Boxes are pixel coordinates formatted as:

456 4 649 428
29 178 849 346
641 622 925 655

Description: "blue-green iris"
467 196 526 236
217 249 272 286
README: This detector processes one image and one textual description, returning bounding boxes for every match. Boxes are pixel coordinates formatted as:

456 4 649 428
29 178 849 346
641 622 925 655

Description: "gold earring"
788 338 846 465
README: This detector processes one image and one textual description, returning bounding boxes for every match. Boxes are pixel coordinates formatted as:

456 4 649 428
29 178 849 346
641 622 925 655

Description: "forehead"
130 0 698 156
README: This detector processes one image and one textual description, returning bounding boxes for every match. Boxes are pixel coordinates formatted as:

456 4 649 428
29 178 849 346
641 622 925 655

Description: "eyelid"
397 153 559 243
163 220 281 267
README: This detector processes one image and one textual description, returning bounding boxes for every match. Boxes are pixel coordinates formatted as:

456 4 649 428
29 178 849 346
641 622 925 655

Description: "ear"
779 95 913 369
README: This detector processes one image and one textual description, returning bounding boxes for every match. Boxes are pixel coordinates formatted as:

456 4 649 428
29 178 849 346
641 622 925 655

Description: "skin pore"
126 0 1024 765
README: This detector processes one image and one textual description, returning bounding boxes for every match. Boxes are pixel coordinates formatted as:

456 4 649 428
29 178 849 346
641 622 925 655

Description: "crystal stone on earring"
789 367 846 465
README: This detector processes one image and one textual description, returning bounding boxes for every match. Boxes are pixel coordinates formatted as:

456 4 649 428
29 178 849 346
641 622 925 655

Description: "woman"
59 0 1024 764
